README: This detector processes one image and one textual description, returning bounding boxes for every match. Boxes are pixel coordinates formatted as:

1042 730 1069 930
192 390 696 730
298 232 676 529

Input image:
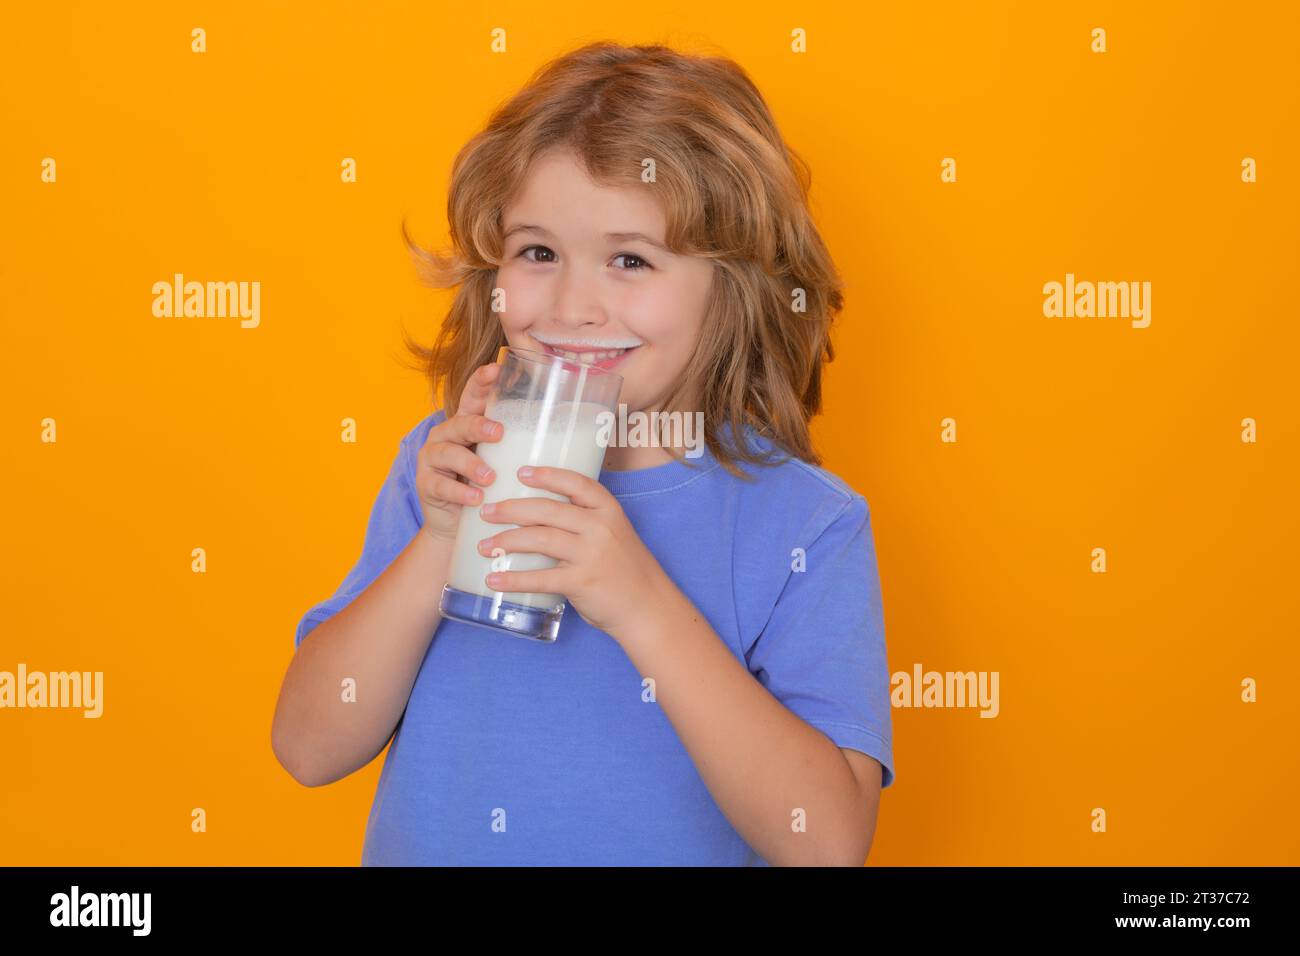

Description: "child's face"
495 147 715 415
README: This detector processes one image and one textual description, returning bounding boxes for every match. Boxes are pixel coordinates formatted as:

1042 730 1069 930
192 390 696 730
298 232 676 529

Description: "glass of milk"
438 346 623 642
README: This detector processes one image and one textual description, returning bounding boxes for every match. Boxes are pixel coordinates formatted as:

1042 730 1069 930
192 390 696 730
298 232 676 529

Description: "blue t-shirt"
295 408 895 865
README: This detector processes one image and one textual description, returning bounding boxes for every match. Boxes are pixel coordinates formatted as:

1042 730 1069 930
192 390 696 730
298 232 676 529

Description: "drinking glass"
438 346 623 642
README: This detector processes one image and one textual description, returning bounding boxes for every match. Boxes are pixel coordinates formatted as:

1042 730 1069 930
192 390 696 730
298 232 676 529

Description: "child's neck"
601 444 680 472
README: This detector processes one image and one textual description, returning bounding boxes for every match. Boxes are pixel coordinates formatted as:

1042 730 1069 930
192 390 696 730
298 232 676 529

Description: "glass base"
438 585 564 643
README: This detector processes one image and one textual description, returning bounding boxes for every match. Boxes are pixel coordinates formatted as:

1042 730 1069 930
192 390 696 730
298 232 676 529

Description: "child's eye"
613 253 651 271
519 245 557 264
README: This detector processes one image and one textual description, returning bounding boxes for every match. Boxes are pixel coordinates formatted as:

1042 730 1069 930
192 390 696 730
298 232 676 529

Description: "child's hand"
475 466 674 641
414 363 505 545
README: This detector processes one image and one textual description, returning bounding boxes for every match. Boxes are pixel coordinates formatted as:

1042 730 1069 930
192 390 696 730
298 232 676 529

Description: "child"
273 40 895 866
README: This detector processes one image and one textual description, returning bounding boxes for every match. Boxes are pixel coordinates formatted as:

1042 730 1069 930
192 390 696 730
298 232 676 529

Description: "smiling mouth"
536 341 641 368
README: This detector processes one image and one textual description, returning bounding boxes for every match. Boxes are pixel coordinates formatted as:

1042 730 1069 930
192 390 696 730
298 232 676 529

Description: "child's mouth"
538 342 640 371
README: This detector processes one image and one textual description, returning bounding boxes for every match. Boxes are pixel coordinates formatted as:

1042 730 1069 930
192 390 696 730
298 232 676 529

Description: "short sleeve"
294 436 423 650
744 494 896 789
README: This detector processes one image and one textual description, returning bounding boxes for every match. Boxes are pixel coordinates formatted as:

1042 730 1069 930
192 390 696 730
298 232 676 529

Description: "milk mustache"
446 397 610 609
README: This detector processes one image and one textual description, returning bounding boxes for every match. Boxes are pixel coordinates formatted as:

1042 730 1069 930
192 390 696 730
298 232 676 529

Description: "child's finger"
456 362 502 418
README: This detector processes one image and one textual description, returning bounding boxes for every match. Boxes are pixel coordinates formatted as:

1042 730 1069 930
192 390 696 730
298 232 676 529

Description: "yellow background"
2 1 1296 865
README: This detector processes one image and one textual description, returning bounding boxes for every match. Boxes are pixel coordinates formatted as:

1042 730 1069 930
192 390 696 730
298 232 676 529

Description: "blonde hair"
399 40 845 480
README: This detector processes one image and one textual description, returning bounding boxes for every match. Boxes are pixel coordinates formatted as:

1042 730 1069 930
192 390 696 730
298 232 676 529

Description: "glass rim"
499 345 625 383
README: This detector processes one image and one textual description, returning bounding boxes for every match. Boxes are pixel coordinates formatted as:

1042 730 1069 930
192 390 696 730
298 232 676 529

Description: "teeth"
551 347 629 364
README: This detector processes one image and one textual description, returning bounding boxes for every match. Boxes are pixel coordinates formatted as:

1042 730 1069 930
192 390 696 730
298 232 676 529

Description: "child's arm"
617 585 880 867
271 528 452 786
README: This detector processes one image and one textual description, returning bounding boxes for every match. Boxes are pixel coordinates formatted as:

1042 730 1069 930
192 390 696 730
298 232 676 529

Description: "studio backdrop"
2 1 1296 865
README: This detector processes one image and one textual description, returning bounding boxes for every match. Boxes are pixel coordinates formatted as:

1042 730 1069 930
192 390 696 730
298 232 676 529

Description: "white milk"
446 397 611 609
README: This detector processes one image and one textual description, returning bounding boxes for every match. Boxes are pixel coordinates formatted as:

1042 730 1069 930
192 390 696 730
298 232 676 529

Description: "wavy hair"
398 39 845 480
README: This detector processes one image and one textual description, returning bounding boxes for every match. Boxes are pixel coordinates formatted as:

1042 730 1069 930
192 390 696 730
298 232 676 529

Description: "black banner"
0 866 1288 940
